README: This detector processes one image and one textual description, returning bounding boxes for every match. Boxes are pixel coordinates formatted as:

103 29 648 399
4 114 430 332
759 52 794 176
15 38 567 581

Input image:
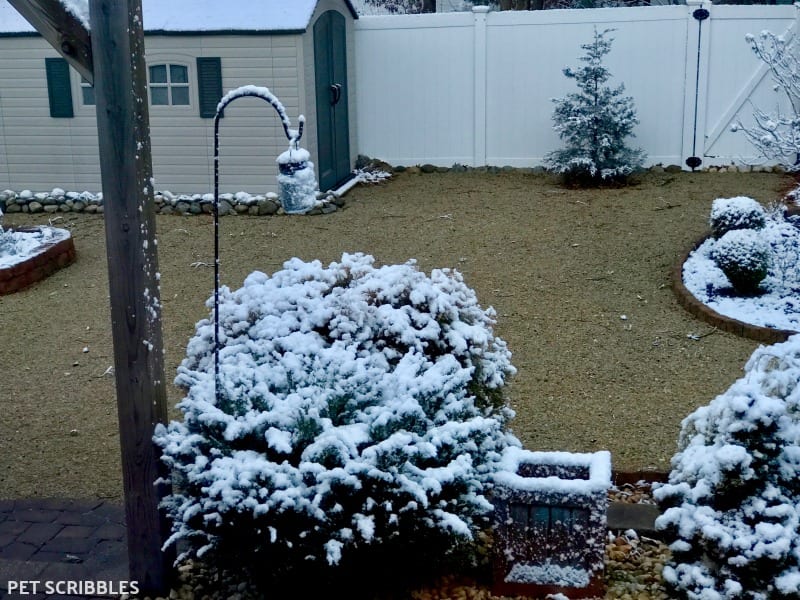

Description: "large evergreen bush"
154 253 519 592
655 336 800 599
544 28 644 185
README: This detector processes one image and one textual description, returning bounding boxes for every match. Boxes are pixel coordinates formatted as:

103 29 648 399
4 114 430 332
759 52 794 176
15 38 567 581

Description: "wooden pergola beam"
9 0 173 594
7 0 93 83
89 0 173 593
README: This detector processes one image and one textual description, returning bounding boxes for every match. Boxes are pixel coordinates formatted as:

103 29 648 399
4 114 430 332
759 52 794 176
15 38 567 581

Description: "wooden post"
9 0 172 593
89 0 173 594
6 0 93 82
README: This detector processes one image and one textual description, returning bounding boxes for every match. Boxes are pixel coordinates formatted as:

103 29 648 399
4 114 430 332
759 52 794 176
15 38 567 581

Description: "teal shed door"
314 10 351 191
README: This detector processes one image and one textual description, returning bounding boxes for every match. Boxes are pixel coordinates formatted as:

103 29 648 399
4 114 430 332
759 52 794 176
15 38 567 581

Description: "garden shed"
0 0 358 194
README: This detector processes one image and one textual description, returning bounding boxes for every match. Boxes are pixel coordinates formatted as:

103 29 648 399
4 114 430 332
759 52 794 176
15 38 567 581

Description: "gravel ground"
0 168 791 500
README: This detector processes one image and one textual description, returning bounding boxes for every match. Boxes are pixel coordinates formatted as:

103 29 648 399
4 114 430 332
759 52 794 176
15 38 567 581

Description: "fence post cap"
472 5 490 14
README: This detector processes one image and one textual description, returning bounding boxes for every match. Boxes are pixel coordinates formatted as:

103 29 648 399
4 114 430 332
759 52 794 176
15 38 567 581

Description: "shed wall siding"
148 34 304 194
0 38 100 191
0 34 305 194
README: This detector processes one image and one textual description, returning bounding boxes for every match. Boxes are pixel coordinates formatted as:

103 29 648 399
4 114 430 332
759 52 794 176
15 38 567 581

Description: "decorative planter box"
491 449 611 599
0 226 75 295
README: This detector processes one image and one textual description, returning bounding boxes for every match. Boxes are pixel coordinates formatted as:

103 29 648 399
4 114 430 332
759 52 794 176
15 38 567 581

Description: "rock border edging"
0 189 345 217
393 162 786 176
671 234 796 344
0 162 787 217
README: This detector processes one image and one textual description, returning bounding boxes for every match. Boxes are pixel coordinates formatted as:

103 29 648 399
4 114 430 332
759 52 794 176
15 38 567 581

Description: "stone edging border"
671 234 796 344
394 162 786 176
0 162 788 217
0 227 76 295
0 189 344 217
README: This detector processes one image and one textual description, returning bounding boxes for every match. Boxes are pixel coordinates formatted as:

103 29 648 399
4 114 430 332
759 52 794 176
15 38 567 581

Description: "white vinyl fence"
354 2 798 170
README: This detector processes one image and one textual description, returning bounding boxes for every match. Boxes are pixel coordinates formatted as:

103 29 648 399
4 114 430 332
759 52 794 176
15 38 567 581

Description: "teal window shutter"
45 58 74 118
196 57 222 119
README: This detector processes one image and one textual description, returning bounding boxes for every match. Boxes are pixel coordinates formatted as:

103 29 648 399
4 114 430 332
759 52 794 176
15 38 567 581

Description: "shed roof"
0 0 357 36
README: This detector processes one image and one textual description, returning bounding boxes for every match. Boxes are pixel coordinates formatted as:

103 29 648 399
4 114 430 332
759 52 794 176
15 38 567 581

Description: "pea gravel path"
0 169 791 500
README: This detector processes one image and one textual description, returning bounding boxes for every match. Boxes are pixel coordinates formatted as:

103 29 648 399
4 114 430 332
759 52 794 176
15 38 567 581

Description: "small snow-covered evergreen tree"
544 28 644 185
655 336 800 599
155 253 519 593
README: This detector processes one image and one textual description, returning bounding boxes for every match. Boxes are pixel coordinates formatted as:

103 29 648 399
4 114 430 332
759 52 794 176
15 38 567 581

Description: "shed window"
148 64 190 106
80 76 95 106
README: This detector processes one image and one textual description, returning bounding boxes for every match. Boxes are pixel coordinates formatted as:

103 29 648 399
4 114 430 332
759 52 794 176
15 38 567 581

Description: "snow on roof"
0 0 354 35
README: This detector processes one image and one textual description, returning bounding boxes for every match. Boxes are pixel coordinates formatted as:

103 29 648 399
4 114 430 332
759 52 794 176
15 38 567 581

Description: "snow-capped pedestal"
277 147 318 214
491 448 611 599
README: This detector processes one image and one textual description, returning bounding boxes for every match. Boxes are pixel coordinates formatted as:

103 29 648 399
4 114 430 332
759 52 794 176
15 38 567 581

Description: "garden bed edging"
672 234 796 344
0 226 76 295
0 189 345 217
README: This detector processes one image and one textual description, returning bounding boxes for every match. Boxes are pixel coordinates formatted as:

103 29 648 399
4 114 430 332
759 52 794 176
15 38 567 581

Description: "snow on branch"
732 29 800 170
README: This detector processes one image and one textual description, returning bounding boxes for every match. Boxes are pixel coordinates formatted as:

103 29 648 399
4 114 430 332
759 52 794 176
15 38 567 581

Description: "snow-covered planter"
711 229 771 296
654 335 800 600
709 196 767 239
155 253 519 589
491 448 611 599
276 146 318 214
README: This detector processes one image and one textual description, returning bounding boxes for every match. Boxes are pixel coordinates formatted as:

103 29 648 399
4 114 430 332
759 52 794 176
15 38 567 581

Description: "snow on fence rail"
354 2 798 170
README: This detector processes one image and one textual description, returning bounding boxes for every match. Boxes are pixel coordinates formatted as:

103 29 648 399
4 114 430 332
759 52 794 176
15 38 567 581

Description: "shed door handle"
330 83 342 106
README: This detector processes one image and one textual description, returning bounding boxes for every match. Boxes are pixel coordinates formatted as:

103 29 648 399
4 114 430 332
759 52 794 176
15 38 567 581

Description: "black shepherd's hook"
212 88 304 401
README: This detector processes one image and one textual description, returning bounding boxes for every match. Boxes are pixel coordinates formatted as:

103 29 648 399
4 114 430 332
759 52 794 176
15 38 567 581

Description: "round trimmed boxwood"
709 196 766 239
711 229 770 296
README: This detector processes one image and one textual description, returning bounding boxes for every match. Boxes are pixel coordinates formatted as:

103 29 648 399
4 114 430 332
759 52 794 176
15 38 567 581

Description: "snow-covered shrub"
683 205 800 331
654 336 800 600
770 221 800 296
711 229 771 296
710 196 767 239
544 28 644 185
155 253 519 590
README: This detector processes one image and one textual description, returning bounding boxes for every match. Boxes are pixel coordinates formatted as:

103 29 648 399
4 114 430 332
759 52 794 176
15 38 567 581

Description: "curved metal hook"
216 89 304 145
211 90 304 401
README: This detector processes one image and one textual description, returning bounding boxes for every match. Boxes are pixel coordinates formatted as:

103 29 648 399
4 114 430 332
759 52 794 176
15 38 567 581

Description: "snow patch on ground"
505 561 590 587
